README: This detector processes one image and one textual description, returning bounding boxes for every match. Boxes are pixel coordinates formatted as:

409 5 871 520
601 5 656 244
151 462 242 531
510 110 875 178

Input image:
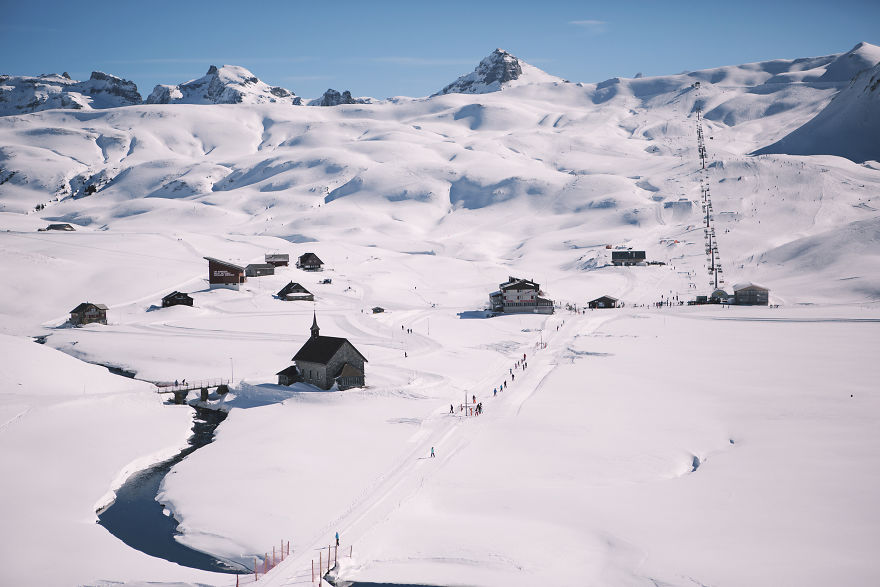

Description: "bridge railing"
155 379 231 393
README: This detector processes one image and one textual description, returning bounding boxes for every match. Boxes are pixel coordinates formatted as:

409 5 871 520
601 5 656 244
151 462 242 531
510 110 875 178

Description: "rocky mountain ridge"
145 65 303 106
0 71 141 116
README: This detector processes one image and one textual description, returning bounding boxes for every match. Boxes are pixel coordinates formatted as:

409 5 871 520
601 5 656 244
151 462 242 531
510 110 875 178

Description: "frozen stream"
97 406 248 574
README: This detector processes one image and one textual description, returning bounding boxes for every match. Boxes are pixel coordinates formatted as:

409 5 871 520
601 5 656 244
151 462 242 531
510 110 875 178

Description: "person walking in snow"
450 404 454 414
472 394 476 404
430 447 435 458
336 531 340 546
493 388 497 397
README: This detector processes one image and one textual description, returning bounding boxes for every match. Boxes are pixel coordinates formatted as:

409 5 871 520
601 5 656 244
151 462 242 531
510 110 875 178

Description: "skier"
450 404 454 414
512 373 515 381
493 388 497 397
430 447 435 458
175 379 179 387
472 394 476 404
336 531 340 547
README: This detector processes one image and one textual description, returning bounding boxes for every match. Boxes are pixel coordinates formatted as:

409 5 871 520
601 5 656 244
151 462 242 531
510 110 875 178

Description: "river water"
97 406 247 574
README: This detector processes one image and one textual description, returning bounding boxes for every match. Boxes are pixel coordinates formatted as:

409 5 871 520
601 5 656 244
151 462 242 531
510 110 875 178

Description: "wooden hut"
43 223 75 231
297 252 324 271
588 295 619 309
245 263 275 277
276 366 300 386
277 282 313 301
204 257 246 290
70 302 108 325
372 306 385 314
162 291 193 308
265 253 289 267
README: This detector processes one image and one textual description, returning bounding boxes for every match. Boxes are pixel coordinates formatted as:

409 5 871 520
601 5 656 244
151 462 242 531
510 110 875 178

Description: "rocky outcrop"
310 88 370 107
145 65 302 106
0 72 142 116
435 48 562 96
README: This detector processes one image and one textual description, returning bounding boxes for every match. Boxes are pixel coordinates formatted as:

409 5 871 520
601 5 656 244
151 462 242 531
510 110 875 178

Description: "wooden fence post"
312 559 315 583
273 546 276 567
254 557 258 581
320 551 323 579
350 544 353 558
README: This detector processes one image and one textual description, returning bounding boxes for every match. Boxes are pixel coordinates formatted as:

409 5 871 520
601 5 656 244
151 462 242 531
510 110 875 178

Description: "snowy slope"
0 71 141 116
755 61 880 163
145 64 302 105
1 43 880 587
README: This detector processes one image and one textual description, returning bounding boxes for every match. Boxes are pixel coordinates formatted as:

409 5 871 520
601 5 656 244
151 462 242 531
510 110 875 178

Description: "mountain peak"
309 88 371 107
145 64 302 106
434 48 562 96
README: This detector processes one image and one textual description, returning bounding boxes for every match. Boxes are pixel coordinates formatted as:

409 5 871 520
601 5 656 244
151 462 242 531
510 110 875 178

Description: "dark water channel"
98 406 248 574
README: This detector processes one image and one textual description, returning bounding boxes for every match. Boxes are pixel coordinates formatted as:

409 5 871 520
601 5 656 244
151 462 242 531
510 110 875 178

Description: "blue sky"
2 0 878 99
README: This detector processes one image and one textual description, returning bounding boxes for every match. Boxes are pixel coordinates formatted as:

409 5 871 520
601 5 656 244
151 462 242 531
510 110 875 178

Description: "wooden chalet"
42 223 75 231
733 282 769 306
611 250 646 266
277 282 314 301
265 253 289 267
70 302 108 326
245 263 275 277
276 365 300 386
297 252 324 271
291 313 366 390
162 291 193 308
588 295 619 309
489 276 554 314
204 257 246 290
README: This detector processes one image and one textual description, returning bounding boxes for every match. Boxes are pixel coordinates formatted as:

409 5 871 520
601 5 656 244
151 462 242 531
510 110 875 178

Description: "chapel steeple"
310 311 320 339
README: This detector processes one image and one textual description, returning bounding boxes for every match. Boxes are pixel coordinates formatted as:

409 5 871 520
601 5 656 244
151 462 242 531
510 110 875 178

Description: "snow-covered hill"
145 64 302 106
755 60 880 162
2 42 880 587
0 71 141 115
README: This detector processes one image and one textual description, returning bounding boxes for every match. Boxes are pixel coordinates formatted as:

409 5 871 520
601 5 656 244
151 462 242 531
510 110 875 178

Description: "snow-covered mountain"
309 88 372 106
0 71 141 116
145 65 302 105
435 48 564 95
3 42 880 587
755 60 880 162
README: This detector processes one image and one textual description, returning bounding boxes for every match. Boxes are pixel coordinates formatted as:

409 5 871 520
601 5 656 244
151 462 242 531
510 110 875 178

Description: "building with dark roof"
297 252 324 271
162 291 193 308
265 253 289 267
277 282 313 301
733 282 769 306
489 276 554 314
204 257 246 290
276 365 300 386
245 263 275 277
611 250 646 266
42 223 75 231
588 295 619 309
291 313 366 390
70 302 108 325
